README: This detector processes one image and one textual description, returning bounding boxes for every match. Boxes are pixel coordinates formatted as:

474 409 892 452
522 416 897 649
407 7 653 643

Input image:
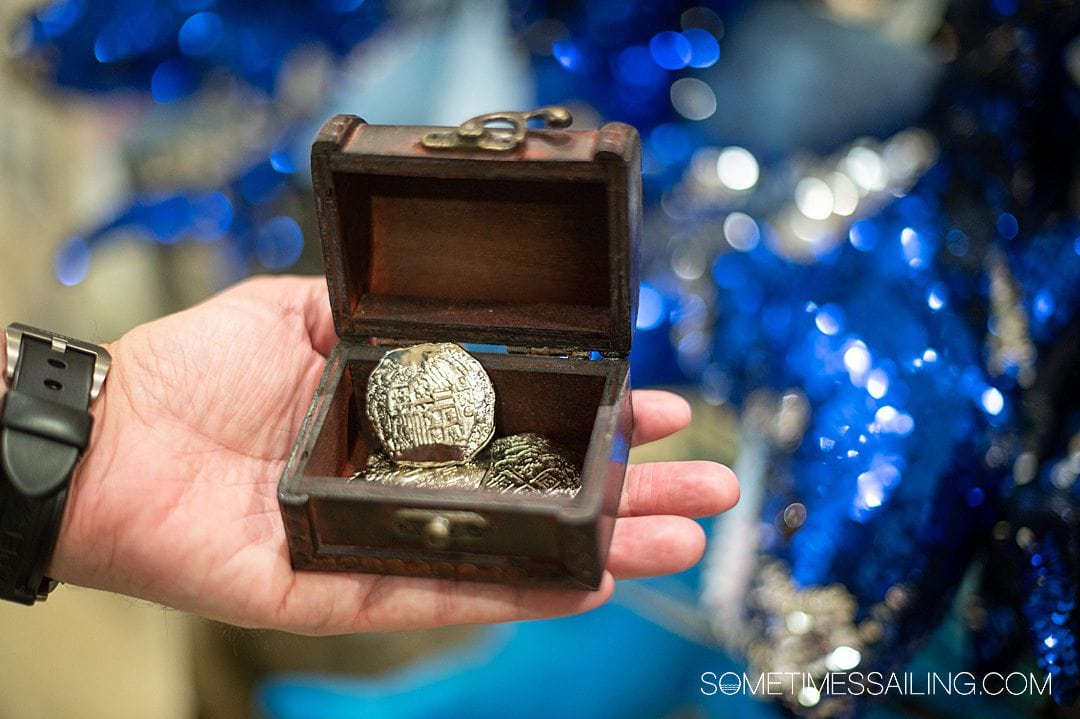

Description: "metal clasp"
421 107 573 152
5 323 112 403
393 508 489 549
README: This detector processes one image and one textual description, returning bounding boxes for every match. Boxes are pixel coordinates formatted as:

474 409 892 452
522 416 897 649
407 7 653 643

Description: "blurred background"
1 0 1078 717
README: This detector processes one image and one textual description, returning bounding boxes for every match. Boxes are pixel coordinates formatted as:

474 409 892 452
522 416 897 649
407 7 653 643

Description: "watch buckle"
5 323 112 403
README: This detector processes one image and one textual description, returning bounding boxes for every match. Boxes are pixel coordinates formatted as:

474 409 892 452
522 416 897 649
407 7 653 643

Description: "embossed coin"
481 433 581 496
366 343 496 466
354 452 488 490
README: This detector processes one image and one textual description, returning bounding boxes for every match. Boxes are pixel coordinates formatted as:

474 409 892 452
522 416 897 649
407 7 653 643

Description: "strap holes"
44 379 63 391
47 358 67 369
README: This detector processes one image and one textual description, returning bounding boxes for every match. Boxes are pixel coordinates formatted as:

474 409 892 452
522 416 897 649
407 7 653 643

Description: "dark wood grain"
311 115 640 354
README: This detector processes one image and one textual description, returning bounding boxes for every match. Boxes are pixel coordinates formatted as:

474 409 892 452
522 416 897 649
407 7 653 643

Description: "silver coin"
353 451 488 490
365 343 496 467
480 433 581 496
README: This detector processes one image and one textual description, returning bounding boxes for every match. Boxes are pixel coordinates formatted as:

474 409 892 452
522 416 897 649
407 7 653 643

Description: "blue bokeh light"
178 12 224 57
682 28 720 68
54 236 91 286
36 0 85 39
269 150 297 174
966 487 986 507
848 219 878 252
151 58 194 103
146 194 194 243
636 283 665 330
649 31 691 70
92 6 168 64
1033 289 1056 324
997 212 1019 240
552 39 597 73
255 216 304 270
192 192 233 242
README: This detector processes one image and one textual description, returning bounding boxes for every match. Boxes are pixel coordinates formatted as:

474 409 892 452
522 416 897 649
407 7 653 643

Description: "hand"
46 276 738 635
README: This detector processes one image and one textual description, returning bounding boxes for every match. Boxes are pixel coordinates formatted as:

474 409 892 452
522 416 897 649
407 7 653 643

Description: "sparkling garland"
684 128 1014 716
619 0 1079 712
18 0 385 98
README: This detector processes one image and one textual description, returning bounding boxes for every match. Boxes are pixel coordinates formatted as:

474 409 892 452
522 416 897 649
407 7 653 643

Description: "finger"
296 276 337 356
631 390 692 446
606 515 707 579
620 460 738 518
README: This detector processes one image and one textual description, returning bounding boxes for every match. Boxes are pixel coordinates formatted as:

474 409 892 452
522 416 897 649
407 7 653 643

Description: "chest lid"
311 108 641 355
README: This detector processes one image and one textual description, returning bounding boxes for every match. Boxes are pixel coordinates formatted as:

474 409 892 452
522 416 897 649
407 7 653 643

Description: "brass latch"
393 509 489 550
422 107 572 153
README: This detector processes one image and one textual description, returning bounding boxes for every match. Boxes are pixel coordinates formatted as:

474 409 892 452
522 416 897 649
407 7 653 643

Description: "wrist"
45 340 122 588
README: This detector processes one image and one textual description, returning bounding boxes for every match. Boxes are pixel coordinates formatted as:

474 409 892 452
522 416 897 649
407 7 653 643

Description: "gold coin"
353 451 487 490
358 435 581 497
365 343 496 467
480 433 581 496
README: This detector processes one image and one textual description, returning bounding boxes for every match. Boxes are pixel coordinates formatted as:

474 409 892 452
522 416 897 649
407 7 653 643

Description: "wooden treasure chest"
278 108 641 589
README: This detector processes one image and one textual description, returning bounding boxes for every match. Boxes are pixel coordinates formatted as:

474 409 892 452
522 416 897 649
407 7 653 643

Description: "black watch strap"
0 324 110 605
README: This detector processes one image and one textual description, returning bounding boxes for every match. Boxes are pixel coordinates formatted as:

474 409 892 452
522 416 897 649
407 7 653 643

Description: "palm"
50 277 738 635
